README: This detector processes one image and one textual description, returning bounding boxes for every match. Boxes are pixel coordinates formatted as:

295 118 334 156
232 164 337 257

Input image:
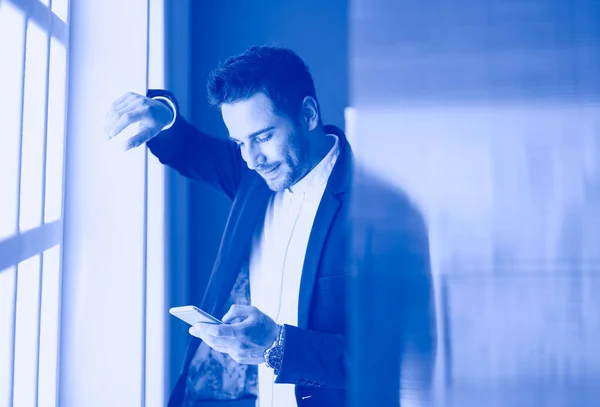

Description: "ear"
301 96 320 131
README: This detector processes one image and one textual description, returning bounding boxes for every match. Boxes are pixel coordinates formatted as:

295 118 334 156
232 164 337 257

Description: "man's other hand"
189 304 279 365
105 92 174 150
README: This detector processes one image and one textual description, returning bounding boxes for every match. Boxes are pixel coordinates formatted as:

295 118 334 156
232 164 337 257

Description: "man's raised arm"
105 90 247 200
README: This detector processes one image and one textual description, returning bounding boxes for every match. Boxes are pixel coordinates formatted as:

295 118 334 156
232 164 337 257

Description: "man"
106 45 436 407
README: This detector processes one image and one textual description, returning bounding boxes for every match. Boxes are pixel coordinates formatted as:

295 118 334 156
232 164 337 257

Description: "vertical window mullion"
10 10 30 407
13 254 42 407
44 38 68 225
140 2 151 406
34 16 53 405
19 19 49 233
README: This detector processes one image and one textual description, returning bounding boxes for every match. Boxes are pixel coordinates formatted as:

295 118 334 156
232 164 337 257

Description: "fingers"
189 326 235 353
199 334 232 349
194 333 229 354
108 107 145 140
106 93 174 150
110 91 142 114
222 304 253 323
125 128 155 150
192 332 261 364
106 92 145 139
188 320 267 364
193 322 236 338
105 93 135 133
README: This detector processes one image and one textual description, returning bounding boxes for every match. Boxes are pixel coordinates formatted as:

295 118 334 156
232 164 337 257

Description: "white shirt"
249 134 340 407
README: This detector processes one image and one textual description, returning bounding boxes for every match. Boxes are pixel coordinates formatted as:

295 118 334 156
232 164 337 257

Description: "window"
0 0 70 406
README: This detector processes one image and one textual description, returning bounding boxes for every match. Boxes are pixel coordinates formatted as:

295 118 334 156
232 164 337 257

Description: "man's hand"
190 304 279 365
105 92 174 150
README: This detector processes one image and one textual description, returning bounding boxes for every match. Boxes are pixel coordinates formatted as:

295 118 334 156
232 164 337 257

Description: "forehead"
221 93 281 140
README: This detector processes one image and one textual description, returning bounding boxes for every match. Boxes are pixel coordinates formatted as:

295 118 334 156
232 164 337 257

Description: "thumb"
125 126 157 151
222 304 251 324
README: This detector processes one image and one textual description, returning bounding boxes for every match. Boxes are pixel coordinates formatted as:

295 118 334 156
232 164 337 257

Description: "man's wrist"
152 95 177 130
264 324 285 375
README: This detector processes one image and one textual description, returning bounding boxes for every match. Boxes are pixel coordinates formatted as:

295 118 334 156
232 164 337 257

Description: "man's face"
222 93 310 192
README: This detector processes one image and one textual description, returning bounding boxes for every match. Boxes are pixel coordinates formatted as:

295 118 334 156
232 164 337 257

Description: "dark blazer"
146 90 436 407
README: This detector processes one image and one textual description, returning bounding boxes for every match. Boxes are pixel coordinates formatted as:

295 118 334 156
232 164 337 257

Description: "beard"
262 164 295 192
260 129 311 192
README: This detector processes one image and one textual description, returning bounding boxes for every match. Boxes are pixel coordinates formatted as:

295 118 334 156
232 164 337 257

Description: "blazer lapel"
297 125 353 328
297 189 342 328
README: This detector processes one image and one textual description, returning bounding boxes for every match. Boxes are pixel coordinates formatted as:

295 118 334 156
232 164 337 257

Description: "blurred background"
0 0 599 406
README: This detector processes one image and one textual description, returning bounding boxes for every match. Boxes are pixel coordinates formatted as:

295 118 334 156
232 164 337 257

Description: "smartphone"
169 305 223 325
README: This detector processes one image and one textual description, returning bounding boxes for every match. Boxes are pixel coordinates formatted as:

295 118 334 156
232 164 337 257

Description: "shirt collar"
286 134 340 201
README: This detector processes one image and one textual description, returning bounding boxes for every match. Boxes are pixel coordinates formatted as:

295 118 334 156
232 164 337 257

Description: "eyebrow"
228 126 275 143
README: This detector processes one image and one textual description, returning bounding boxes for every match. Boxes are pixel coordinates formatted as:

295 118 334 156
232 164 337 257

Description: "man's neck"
307 129 335 173
287 128 336 190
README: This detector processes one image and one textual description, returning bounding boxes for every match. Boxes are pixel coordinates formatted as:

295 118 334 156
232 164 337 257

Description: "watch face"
267 346 284 370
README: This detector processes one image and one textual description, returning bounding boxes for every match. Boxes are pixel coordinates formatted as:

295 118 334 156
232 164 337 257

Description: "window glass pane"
38 245 61 407
52 0 69 23
0 3 25 240
45 38 67 224
39 0 50 6
0 266 17 407
19 21 49 233
13 255 42 407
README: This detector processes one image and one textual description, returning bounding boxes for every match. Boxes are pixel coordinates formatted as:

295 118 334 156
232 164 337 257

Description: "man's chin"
263 176 291 192
265 180 286 192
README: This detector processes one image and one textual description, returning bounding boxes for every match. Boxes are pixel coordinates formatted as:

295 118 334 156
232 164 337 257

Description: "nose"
243 144 266 170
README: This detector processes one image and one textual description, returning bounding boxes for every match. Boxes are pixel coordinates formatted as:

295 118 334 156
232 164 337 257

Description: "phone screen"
169 306 223 325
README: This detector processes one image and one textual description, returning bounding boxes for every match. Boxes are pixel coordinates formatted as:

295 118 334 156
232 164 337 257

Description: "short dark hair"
207 45 320 123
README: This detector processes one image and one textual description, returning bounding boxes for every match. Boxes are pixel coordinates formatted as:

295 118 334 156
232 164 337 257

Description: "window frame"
0 0 70 406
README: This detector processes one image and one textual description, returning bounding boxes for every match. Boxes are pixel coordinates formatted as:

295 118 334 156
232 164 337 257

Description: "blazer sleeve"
145 89 247 201
275 325 349 389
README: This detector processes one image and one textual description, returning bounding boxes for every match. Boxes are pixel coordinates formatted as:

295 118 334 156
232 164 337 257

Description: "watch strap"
264 324 285 374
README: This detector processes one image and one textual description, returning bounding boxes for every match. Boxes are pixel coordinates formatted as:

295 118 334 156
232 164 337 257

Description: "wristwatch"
264 324 285 375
